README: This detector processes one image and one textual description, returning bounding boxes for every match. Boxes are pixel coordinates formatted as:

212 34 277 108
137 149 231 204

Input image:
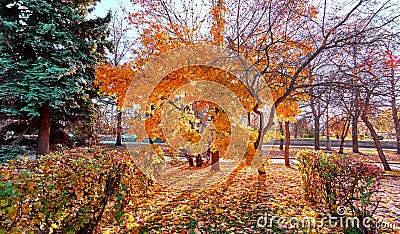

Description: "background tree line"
1 0 399 171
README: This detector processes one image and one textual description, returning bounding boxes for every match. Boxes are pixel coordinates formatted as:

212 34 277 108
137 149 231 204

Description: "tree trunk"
314 116 320 150
339 118 350 154
351 115 359 153
279 121 284 150
351 46 360 154
37 103 51 156
389 68 400 154
310 90 321 150
211 150 219 170
394 119 400 155
196 154 203 167
326 100 331 150
253 111 264 152
361 112 391 171
338 138 345 154
252 113 269 170
293 124 298 138
116 109 122 146
185 153 194 167
284 121 290 167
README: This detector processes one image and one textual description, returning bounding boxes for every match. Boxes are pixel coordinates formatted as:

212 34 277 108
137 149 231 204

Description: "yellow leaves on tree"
177 106 202 144
126 0 322 162
139 65 256 154
375 109 399 135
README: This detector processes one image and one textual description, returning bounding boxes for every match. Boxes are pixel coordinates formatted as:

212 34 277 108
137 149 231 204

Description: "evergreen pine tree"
0 0 111 155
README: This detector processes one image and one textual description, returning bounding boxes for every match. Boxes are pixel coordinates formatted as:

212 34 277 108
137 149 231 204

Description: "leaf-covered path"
105 163 399 233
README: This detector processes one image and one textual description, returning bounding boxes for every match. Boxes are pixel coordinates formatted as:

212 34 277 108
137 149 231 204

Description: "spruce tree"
0 0 110 155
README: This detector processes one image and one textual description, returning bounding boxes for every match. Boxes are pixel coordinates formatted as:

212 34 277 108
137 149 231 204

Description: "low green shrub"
0 145 30 164
296 150 382 233
0 147 149 233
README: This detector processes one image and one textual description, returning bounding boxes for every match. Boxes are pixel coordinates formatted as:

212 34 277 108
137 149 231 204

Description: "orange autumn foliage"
126 1 258 154
210 0 225 46
130 65 257 155
125 0 319 157
95 63 136 109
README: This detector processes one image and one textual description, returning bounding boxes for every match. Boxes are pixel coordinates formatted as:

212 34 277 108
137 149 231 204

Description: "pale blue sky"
90 0 134 18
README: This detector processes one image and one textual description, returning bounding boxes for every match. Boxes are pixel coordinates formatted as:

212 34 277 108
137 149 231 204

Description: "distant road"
99 141 163 145
100 140 398 151
262 144 398 152
262 139 398 150
99 141 400 169
269 158 400 170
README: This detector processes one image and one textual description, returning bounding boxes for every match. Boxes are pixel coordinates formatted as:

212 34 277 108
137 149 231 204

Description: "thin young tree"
95 8 136 146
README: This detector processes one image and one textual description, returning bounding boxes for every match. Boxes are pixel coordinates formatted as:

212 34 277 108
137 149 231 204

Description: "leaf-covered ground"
375 176 400 226
103 161 400 233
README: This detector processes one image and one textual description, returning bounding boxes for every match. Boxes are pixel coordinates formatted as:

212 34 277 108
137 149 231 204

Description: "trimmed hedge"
296 150 382 232
0 147 149 233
